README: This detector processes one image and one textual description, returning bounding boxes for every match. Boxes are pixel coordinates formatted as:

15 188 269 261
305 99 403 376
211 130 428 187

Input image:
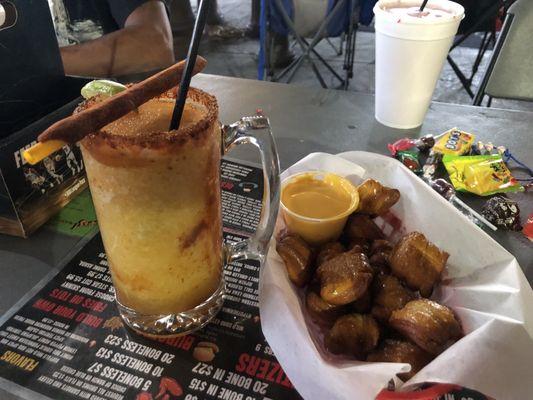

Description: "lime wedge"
81 80 127 99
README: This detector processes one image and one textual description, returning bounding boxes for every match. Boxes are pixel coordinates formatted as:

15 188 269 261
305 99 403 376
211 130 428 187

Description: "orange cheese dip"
281 173 355 219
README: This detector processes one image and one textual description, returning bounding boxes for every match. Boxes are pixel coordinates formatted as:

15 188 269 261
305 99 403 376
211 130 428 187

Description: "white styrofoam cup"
374 0 465 129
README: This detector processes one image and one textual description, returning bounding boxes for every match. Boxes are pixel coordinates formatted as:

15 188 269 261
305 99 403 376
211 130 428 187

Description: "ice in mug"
80 91 222 316
374 0 464 129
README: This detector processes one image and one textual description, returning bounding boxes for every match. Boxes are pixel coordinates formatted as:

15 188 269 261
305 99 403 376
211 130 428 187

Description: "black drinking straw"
169 0 211 130
419 0 429 12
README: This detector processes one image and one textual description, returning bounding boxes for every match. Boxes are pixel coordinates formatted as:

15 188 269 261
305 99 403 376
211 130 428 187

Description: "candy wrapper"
388 136 434 174
422 152 443 181
387 135 435 156
443 154 523 196
432 128 475 155
397 150 422 174
260 152 533 400
482 196 522 231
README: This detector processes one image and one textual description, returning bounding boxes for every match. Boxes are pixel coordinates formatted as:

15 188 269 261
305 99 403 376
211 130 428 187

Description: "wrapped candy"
417 128 473 181
432 128 475 155
443 154 523 196
470 141 503 156
397 150 422 174
484 142 495 155
429 178 455 199
389 135 435 176
422 152 443 181
482 196 522 231
416 135 436 152
387 135 435 156
497 145 507 156
388 138 417 156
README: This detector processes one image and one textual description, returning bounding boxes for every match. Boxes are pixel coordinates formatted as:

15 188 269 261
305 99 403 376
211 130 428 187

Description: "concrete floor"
194 0 533 112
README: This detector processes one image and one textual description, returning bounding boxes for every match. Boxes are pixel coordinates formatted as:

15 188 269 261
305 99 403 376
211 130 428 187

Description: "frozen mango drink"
81 90 222 317
24 59 280 337
80 88 227 336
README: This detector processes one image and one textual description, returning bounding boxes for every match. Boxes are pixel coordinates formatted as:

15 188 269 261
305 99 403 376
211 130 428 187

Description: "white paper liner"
259 152 533 400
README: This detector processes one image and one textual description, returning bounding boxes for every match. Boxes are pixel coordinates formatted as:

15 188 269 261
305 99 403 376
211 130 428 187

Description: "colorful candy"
417 135 436 152
429 178 455 200
388 135 435 156
422 152 443 181
482 196 522 231
443 154 523 196
388 138 417 156
432 128 475 155
397 150 422 174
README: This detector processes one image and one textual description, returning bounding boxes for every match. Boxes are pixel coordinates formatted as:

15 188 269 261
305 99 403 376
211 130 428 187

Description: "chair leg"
267 41 276 81
310 62 328 88
348 18 357 73
267 32 278 80
286 53 328 88
343 27 352 72
471 29 496 83
342 0 358 90
264 31 272 80
346 27 357 89
473 13 514 106
446 0 504 96
299 37 344 83
325 37 342 56
276 56 302 81
447 55 475 98
469 31 490 81
262 0 275 81
285 56 304 83
343 41 350 90
343 27 356 90
312 51 345 83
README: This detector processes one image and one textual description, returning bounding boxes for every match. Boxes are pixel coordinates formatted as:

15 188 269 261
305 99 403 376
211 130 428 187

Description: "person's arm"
60 1 174 77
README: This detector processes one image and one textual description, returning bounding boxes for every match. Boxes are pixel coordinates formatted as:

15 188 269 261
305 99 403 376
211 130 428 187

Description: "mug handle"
222 115 280 264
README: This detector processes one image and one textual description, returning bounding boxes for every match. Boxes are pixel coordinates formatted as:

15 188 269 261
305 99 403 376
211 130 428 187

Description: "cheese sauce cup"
280 171 359 245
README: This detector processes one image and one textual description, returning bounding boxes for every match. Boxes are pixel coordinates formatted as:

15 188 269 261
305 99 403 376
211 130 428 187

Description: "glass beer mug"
80 87 280 337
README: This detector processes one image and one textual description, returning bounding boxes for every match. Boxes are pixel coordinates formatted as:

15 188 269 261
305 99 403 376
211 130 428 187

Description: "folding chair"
258 0 360 90
474 0 533 106
446 0 515 98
